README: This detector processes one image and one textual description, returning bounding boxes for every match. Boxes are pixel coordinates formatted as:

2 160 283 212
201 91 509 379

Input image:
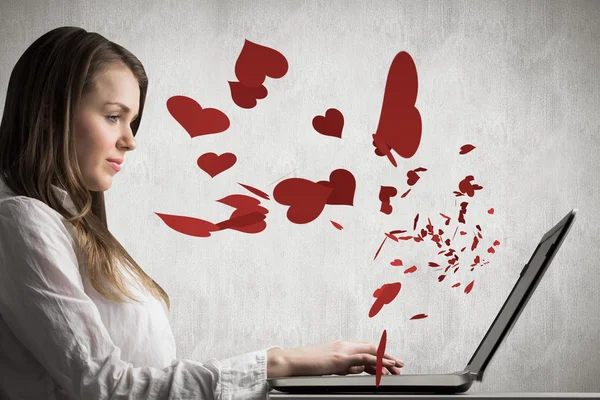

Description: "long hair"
0 26 170 310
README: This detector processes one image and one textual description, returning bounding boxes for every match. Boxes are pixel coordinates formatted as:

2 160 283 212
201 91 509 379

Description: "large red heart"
273 178 333 224
312 108 344 138
374 51 421 161
316 169 356 206
167 95 230 137
235 39 288 87
197 152 237 177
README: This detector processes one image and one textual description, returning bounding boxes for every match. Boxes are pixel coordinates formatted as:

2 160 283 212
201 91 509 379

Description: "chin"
85 177 112 192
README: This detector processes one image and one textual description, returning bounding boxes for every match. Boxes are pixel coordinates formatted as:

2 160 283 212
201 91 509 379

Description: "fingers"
346 342 404 368
347 353 397 370
363 365 400 375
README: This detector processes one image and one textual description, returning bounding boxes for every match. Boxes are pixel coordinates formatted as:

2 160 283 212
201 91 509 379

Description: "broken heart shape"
312 108 344 139
167 95 230 137
197 152 237 177
379 185 397 215
235 39 289 87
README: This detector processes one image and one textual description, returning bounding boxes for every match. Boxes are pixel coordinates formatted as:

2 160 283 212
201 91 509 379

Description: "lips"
107 160 121 172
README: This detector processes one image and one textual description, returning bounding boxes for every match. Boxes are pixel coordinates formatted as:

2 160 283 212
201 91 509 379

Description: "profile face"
72 64 140 192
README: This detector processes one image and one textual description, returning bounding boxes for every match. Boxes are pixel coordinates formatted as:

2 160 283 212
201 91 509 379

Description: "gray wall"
1 0 599 393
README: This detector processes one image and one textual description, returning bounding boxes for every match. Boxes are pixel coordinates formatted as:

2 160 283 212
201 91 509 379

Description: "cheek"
75 121 112 157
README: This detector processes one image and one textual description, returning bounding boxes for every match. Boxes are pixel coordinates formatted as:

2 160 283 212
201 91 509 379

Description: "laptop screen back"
465 209 577 381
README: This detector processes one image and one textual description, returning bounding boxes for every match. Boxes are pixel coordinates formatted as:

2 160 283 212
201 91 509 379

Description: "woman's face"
73 64 139 192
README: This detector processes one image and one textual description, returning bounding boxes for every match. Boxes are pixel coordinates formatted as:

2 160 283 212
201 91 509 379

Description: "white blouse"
0 178 280 399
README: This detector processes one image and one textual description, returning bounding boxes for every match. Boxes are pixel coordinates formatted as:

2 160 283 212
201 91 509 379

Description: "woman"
0 26 404 399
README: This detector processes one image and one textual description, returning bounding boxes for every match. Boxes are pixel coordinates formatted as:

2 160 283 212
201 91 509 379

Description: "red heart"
374 51 421 161
167 95 230 137
316 169 356 206
273 178 333 224
312 108 344 138
228 81 268 109
197 153 237 177
235 39 288 87
406 170 420 186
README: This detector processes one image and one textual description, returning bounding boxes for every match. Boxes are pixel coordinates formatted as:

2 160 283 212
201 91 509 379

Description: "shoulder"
0 195 60 221
0 195 76 246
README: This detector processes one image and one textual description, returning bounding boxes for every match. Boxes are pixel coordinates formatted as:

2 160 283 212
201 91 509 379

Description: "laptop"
267 209 578 394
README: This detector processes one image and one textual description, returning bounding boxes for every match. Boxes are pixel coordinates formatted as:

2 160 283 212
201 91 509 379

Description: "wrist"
267 347 292 378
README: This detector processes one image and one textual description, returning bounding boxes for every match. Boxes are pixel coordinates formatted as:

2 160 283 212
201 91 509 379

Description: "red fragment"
459 144 476 154
404 265 417 274
330 220 343 230
471 235 479 251
464 280 475 294
385 232 399 242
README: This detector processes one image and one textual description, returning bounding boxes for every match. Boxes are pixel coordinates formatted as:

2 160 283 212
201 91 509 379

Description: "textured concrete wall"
1 0 598 393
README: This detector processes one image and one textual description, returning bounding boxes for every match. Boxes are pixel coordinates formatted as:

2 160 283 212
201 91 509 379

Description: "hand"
266 340 404 378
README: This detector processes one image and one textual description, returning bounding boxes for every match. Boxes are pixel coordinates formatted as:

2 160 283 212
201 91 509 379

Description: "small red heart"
273 178 333 224
167 96 230 137
197 152 237 177
406 170 420 186
316 169 356 206
229 81 268 109
235 39 288 87
312 108 344 138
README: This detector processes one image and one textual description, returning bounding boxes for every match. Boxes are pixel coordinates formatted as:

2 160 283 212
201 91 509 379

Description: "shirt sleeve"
0 197 277 400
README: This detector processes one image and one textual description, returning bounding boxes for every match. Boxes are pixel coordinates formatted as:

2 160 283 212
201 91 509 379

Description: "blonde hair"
0 26 170 310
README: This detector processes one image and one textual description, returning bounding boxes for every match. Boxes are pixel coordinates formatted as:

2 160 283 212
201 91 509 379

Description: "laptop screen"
465 209 576 381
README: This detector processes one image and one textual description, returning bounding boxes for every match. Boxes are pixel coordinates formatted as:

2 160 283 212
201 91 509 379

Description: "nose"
118 127 136 151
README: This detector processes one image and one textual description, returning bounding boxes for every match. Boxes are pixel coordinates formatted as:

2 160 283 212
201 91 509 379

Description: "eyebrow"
104 102 139 119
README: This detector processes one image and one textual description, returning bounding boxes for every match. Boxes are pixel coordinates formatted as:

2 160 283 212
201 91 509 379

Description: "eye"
107 115 120 123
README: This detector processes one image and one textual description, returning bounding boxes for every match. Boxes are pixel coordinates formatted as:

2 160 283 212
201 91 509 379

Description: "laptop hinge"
468 371 482 381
